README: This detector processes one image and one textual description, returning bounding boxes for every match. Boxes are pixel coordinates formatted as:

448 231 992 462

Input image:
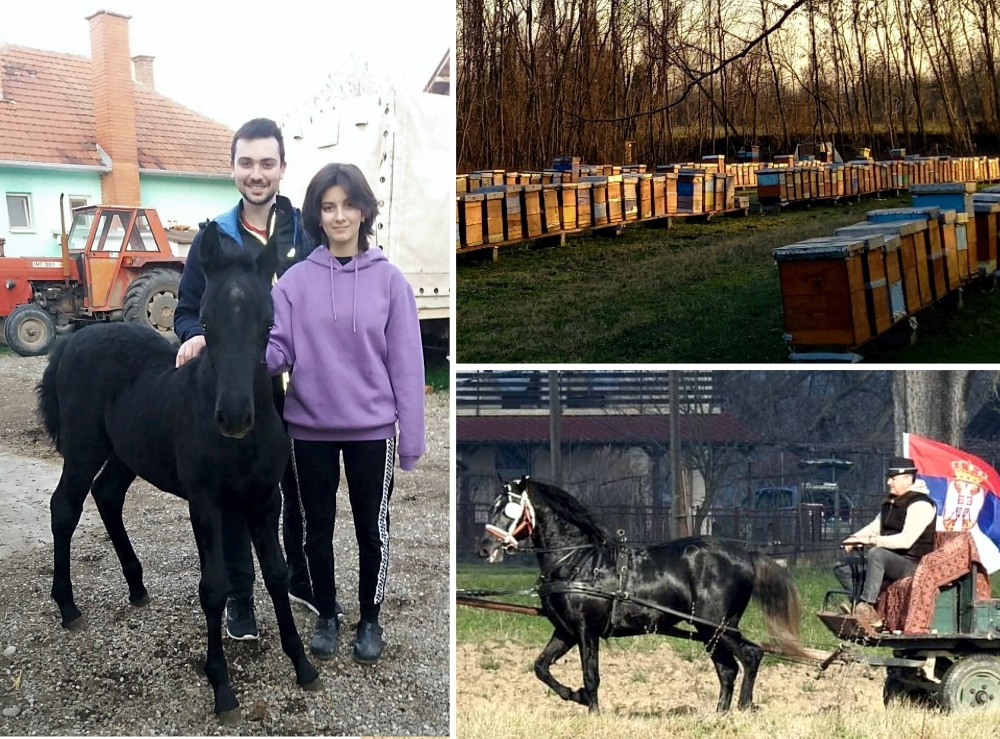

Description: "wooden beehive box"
868 208 945 302
955 212 975 282
560 183 579 230
623 175 639 221
773 237 873 348
836 220 928 314
651 174 666 217
579 177 609 226
677 170 704 213
606 175 625 223
833 226 909 329
457 193 484 249
636 174 653 220
521 184 543 238
664 172 679 214
541 184 562 233
481 191 505 243
575 182 594 229
973 198 1000 273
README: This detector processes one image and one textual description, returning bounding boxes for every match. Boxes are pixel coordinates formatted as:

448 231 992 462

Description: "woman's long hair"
301 162 379 251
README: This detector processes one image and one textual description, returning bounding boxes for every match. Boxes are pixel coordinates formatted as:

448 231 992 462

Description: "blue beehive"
910 182 975 215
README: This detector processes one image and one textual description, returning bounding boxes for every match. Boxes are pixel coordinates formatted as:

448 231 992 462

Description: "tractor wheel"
940 655 1000 711
123 268 181 344
3 304 56 356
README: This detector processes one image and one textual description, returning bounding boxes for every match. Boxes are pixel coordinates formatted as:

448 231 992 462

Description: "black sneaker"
310 617 339 659
225 596 259 641
353 620 384 664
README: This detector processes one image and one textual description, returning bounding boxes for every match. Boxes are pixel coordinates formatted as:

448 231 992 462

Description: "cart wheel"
941 655 1000 711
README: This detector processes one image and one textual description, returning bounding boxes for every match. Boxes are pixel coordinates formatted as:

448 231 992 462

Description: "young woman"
266 162 426 664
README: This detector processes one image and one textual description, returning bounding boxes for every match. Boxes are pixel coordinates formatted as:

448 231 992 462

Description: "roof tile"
0 44 233 174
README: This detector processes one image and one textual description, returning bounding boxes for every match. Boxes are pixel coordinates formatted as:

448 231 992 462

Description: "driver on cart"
833 456 937 633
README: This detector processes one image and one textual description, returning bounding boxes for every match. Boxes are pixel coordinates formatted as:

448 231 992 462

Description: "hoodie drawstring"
327 251 358 333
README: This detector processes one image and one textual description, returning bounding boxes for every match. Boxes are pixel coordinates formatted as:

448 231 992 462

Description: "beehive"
773 236 874 347
457 193 484 249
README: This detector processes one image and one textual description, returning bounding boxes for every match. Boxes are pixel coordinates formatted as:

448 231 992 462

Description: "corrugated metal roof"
457 414 760 444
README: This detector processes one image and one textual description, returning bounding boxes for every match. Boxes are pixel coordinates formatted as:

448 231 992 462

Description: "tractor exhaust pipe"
59 194 70 285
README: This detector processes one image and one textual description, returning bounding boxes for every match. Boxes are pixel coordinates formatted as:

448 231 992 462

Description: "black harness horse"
37 221 320 724
477 477 805 713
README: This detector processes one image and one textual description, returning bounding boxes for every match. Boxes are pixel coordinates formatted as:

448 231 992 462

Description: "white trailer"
281 91 452 334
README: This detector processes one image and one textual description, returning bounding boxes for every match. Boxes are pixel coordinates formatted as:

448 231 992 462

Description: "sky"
1 0 453 129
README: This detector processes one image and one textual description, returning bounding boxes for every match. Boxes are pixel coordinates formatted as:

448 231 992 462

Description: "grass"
425 354 449 391
456 193 1000 363
0 344 11 356
457 560 846 654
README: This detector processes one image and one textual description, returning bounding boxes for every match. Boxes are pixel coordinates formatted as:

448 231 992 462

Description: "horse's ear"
200 222 222 276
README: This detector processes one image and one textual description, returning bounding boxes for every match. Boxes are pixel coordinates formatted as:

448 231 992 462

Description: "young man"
834 456 937 633
174 118 341 639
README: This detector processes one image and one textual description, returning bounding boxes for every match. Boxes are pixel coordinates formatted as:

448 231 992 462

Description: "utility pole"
549 371 562 487
669 370 685 538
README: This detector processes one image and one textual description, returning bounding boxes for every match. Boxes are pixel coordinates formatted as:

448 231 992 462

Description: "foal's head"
198 221 278 438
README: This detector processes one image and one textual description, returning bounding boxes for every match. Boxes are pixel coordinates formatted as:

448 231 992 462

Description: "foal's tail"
750 551 808 658
36 337 68 451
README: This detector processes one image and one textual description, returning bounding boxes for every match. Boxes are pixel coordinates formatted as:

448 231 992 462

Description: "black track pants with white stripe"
291 437 395 623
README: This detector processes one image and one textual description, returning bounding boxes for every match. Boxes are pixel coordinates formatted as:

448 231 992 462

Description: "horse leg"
50 453 108 628
187 500 240 724
576 630 601 713
698 626 738 712
725 634 764 710
90 453 147 606
534 630 579 704
246 490 321 690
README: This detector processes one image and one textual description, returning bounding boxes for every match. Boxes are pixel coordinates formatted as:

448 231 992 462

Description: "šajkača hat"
887 456 918 477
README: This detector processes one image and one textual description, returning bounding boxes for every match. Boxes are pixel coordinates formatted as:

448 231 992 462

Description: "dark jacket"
880 489 936 559
174 194 308 344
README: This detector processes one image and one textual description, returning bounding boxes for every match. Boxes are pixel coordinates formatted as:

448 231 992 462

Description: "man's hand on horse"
176 335 207 368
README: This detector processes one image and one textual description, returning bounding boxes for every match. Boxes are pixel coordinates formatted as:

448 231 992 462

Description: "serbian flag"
905 433 1000 573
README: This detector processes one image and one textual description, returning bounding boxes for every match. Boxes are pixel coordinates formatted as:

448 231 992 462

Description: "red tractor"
0 198 186 356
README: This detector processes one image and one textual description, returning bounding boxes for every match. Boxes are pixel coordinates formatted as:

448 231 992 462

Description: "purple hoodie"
266 245 426 470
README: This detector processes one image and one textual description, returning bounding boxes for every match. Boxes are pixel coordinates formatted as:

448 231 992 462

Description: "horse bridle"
484 488 536 549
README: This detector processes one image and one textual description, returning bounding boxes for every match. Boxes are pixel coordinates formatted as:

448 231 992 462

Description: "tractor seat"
876 531 991 634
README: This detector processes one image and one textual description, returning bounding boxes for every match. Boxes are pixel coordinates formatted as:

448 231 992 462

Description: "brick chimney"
87 10 140 206
132 54 154 89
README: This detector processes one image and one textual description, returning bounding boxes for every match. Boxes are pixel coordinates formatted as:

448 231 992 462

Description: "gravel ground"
0 352 451 736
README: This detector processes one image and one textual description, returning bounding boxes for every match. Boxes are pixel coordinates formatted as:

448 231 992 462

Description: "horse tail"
36 337 68 451
750 551 808 657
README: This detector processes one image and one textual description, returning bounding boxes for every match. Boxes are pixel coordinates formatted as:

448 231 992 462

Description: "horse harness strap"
535 542 742 639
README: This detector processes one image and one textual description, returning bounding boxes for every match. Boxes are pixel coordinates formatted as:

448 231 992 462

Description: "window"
68 196 89 211
6 193 32 231
126 213 160 252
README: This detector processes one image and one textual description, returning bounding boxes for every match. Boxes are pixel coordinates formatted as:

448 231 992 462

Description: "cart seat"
876 531 991 634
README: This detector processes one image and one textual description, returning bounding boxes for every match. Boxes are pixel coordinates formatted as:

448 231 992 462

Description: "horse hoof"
129 593 151 607
216 708 243 726
300 677 324 692
62 615 86 631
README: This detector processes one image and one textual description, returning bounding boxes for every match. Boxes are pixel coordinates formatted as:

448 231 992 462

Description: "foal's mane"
524 478 615 546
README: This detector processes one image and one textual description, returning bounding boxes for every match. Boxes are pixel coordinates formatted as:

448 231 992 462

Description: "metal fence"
456 499 863 562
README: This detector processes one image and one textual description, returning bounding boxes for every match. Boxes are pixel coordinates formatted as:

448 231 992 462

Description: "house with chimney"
0 10 236 258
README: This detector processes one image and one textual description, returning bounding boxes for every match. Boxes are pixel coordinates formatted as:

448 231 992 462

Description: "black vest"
879 489 936 559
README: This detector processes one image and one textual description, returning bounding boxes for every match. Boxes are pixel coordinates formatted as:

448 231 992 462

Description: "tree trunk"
892 371 972 450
